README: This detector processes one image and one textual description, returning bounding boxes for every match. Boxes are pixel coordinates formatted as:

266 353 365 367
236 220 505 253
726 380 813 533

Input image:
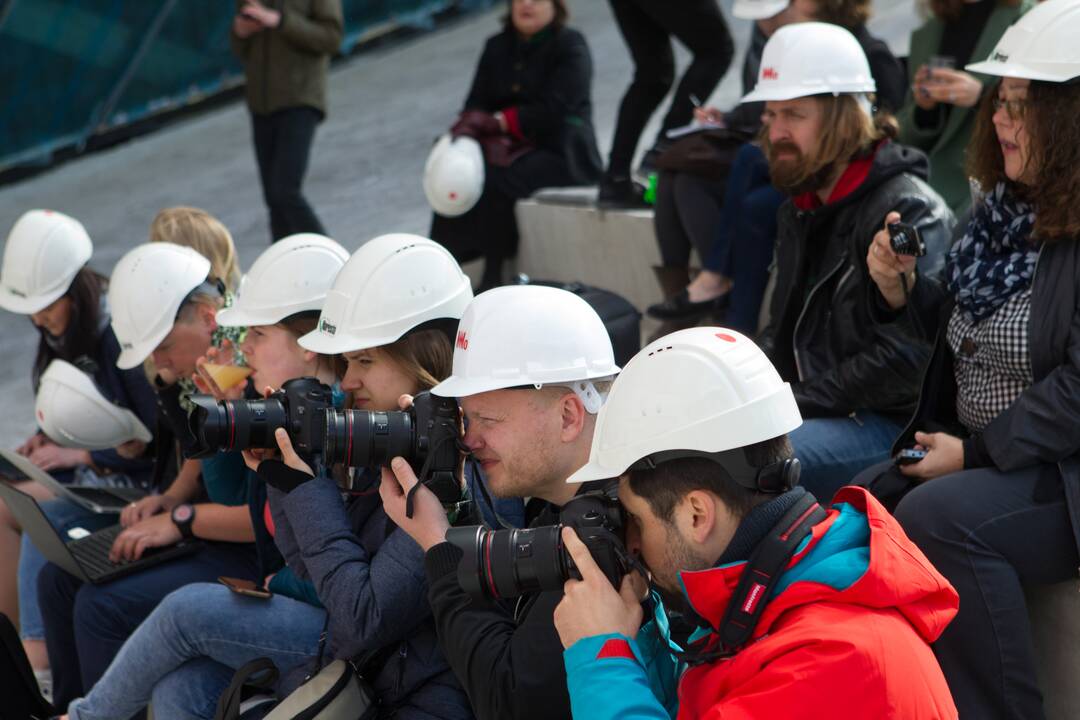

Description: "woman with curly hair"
856 2 1080 716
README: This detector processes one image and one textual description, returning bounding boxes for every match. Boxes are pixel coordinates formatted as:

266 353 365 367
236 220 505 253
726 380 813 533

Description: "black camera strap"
680 493 827 665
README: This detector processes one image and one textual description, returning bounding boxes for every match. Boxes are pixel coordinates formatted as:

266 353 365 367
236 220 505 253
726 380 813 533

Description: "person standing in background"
598 0 734 208
230 0 343 242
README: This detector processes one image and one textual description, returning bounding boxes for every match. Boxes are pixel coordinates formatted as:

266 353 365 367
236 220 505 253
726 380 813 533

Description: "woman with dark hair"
430 0 602 290
0 210 157 692
857 3 1080 715
896 0 1027 214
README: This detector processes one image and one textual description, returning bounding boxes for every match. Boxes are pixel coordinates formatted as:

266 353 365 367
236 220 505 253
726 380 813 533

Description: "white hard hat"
109 243 212 370
35 360 153 450
0 210 93 315
217 233 349 328
966 0 1080 82
741 22 876 103
299 234 473 354
733 0 788 20
423 134 485 217
432 285 620 402
568 327 802 484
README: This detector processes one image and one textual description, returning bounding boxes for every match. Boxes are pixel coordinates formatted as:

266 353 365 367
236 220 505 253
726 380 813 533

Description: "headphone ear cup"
755 458 801 493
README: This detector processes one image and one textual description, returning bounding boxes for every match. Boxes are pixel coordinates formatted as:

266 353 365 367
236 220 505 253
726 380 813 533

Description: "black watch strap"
171 503 196 540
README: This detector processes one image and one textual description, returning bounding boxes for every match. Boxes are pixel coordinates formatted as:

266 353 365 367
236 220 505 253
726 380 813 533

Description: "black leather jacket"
759 141 956 419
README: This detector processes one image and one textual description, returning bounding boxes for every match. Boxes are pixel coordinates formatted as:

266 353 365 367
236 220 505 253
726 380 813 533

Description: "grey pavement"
0 0 916 444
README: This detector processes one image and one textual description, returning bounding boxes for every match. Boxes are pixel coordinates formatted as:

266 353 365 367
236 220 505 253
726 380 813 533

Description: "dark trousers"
430 149 572 289
38 543 257 712
653 169 726 267
251 107 327 242
705 143 783 333
605 0 733 177
884 463 1078 720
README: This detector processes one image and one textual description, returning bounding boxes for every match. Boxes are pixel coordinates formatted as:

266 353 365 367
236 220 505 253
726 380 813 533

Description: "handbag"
654 127 752 180
0 613 53 720
215 627 397 720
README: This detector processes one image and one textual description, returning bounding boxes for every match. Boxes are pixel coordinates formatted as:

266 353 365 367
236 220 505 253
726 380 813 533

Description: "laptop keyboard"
69 526 127 580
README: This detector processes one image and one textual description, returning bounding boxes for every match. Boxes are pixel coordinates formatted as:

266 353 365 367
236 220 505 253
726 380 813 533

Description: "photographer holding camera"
552 327 960 719
744 23 954 500
379 284 623 720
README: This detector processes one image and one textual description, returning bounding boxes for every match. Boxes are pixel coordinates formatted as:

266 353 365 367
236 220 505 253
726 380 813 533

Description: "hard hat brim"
732 0 788 20
741 82 876 104
217 301 321 329
114 325 170 370
964 58 1079 82
298 327 407 356
0 284 67 315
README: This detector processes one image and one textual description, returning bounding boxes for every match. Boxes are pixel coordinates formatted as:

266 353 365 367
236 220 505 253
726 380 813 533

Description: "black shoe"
597 177 650 209
647 290 729 320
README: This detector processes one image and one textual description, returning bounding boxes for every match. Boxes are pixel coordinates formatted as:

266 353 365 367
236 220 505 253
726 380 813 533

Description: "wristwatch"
171 503 196 540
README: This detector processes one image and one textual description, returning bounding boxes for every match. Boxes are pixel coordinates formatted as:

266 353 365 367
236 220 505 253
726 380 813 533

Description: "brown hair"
32 267 108 390
930 0 1019 22
379 329 454 391
502 0 568 31
814 0 872 29
627 436 794 523
278 312 346 380
150 207 241 292
967 80 1080 241
762 94 898 190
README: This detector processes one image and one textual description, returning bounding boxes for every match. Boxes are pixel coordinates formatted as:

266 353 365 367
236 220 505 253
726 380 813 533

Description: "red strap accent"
502 107 524 141
595 638 637 662
792 142 881 210
263 501 275 537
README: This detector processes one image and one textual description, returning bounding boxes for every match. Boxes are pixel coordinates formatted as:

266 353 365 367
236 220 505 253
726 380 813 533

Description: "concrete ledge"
1027 580 1080 719
515 187 665 313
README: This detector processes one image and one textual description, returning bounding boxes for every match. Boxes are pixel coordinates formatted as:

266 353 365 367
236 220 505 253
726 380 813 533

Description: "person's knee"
894 481 955 547
633 60 675 100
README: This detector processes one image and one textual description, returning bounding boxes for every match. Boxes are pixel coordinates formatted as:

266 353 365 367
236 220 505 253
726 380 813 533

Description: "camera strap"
680 493 827 665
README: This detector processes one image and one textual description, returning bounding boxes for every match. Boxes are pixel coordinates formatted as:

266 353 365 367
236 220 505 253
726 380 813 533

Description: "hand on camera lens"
553 527 645 650
867 211 918 311
379 458 451 551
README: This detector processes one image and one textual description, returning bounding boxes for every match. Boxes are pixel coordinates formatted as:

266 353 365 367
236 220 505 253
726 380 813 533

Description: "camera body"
887 221 927 257
446 485 632 601
188 379 462 505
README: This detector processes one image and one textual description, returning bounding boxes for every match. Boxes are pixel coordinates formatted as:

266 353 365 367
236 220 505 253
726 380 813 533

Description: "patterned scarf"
947 182 1039 322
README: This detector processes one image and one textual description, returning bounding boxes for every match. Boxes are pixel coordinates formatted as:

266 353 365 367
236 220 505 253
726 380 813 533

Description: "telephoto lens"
445 486 630 600
186 377 333 459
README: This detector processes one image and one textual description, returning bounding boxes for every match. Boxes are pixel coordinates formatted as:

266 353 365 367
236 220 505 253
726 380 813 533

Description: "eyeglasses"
991 97 1027 121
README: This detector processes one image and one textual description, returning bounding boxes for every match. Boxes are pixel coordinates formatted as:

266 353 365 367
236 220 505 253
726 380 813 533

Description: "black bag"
653 127 752 181
0 613 53 720
515 277 641 367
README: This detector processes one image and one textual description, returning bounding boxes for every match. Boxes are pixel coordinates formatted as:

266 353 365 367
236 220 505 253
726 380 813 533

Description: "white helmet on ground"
568 327 802 485
966 0 1080 82
0 210 93 315
217 233 349 327
431 285 620 412
423 134 485 217
109 243 212 369
299 234 473 354
733 0 788 20
741 22 876 104
35 360 153 450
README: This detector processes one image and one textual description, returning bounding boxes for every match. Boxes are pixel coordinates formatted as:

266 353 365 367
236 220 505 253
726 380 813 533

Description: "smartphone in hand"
219 576 272 599
895 448 927 466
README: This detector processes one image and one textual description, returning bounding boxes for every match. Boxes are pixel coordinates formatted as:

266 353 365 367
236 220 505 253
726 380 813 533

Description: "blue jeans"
68 583 325 720
18 498 114 641
38 542 258 711
705 143 784 334
788 410 903 502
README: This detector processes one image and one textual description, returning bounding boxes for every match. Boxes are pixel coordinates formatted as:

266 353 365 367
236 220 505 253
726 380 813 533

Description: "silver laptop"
0 448 147 514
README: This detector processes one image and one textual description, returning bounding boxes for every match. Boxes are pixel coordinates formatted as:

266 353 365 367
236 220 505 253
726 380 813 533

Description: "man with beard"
744 23 954 500
552 326 960 719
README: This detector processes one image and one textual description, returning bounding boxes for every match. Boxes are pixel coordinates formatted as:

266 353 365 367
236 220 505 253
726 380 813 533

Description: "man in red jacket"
552 326 959 719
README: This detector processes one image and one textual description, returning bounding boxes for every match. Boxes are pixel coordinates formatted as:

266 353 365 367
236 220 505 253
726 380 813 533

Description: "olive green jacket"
230 0 344 117
897 1 1029 215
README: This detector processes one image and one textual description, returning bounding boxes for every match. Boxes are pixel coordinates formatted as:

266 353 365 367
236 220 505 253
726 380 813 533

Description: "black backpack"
513 277 641 367
0 613 53 720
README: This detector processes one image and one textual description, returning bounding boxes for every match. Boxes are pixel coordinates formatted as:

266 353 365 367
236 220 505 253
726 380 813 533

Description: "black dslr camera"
187 378 462 505
445 485 633 600
887 221 927 257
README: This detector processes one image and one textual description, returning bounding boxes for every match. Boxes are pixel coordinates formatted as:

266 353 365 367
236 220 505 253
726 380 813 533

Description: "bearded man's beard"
766 139 838 196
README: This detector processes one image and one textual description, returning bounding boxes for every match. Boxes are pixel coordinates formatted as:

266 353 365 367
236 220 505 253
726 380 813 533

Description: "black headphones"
628 447 800 494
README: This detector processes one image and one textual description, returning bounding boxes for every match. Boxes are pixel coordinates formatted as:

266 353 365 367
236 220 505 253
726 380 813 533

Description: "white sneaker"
33 668 52 704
